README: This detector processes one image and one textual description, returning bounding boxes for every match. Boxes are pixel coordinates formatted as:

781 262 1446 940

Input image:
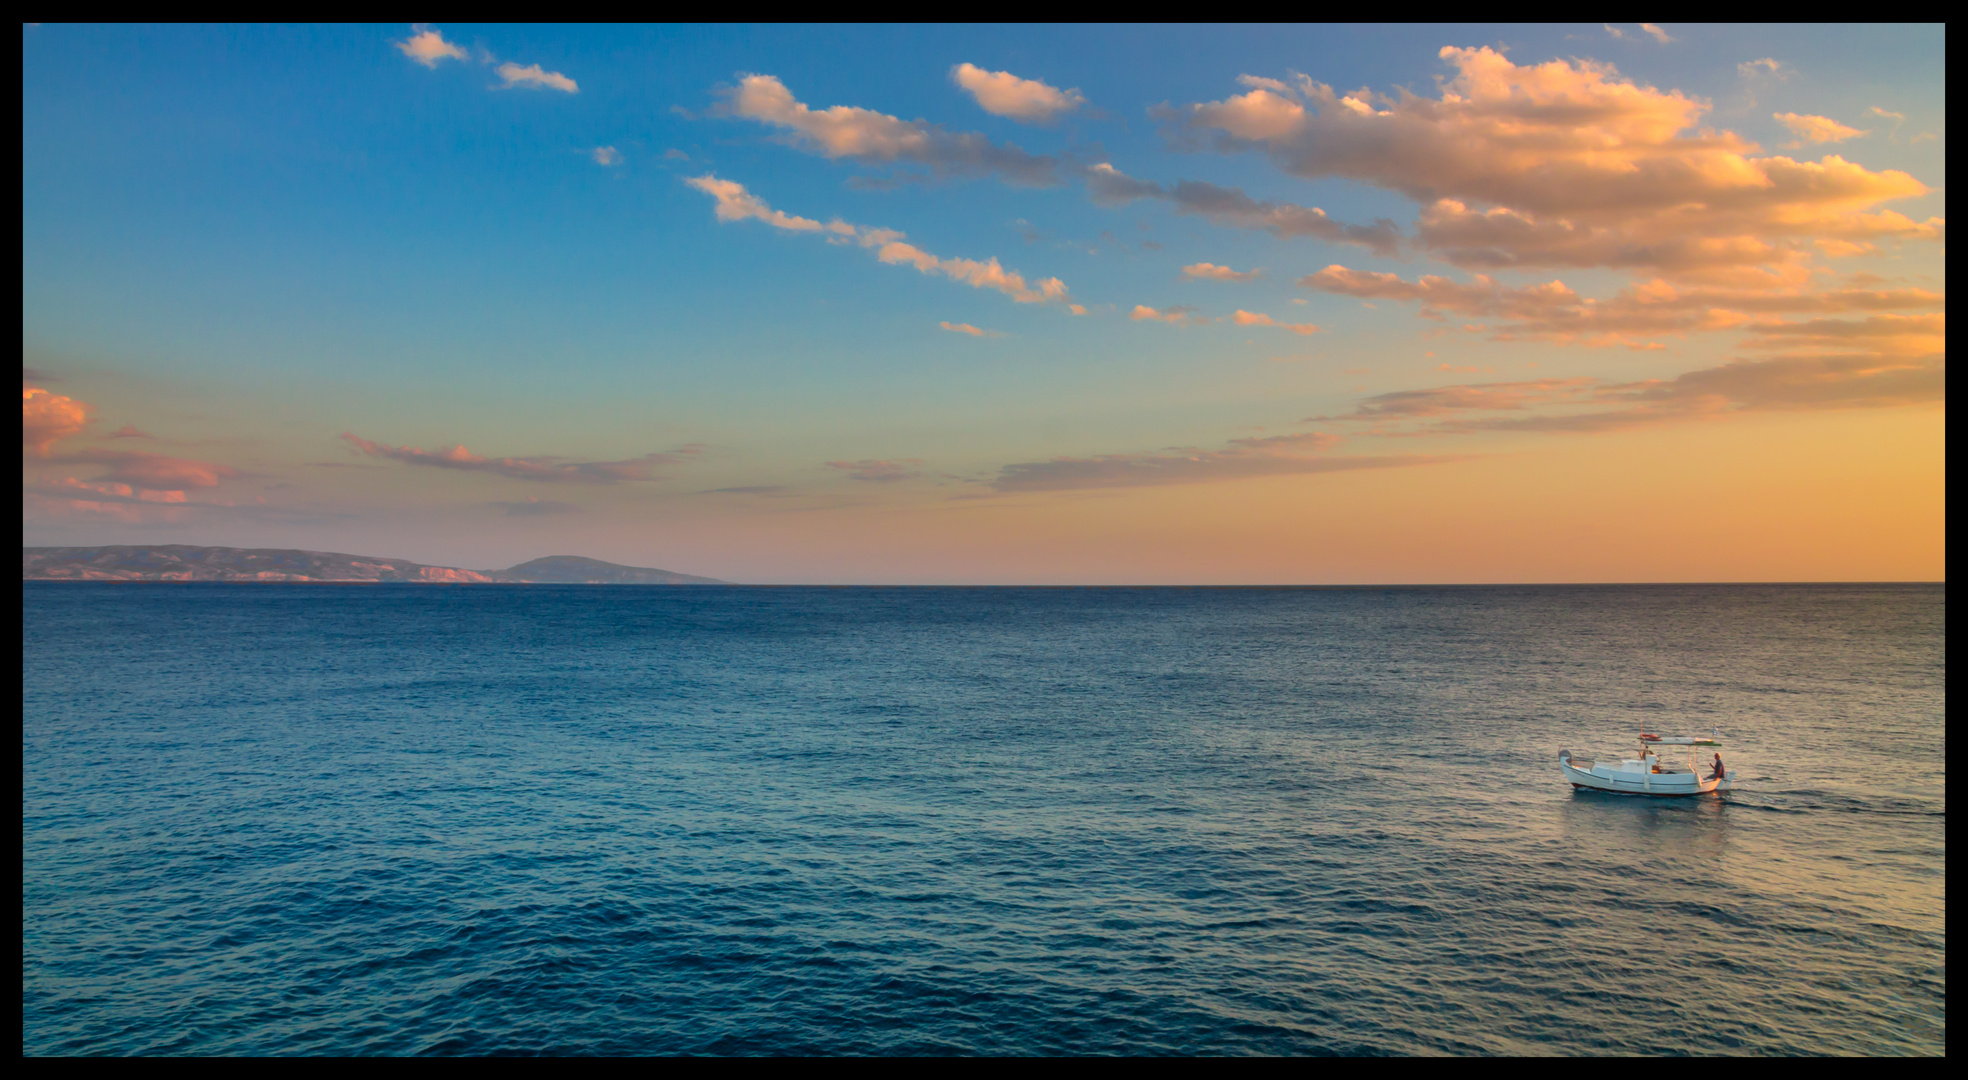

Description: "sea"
22 583 1945 1055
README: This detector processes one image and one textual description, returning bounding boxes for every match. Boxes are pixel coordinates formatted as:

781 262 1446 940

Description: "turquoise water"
22 584 1945 1054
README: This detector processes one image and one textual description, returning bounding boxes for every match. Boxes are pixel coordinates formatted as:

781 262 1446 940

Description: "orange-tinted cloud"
685 174 830 232
1174 48 1941 278
341 434 700 482
1774 112 1867 145
1310 378 1600 422
1182 262 1261 281
48 449 237 489
395 26 467 68
1084 164 1400 254
496 62 578 93
950 63 1084 123
1318 349 1942 435
826 459 923 482
1131 304 1209 326
869 232 1072 305
1232 310 1322 335
991 431 1446 491
688 175 1077 309
25 478 189 523
939 321 1003 337
1304 264 1946 348
492 497 579 516
23 387 89 454
718 74 1060 185
1738 313 1945 356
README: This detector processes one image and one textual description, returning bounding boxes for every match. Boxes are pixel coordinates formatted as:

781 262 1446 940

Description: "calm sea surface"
22 584 1945 1055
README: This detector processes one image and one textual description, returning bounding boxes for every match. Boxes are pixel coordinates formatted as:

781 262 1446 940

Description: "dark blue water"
22 584 1945 1055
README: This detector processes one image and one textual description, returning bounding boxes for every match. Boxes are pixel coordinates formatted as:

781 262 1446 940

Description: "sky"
22 24 1946 583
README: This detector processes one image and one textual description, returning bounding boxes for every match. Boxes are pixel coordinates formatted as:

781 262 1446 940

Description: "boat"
1559 733 1734 796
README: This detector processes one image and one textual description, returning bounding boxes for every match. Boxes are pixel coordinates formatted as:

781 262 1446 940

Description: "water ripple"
24 584 1945 1055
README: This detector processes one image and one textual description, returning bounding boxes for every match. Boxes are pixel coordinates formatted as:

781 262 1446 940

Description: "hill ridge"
22 545 726 584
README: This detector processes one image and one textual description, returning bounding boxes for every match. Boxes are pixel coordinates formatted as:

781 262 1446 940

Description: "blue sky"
22 25 1947 582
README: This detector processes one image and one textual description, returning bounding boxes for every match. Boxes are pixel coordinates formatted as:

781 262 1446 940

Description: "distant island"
22 546 726 584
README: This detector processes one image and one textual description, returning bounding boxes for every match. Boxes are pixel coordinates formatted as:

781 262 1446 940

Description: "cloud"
990 432 1445 491
1640 23 1674 44
592 146 623 166
708 77 1395 252
1738 312 1946 356
950 63 1085 123
1738 58 1787 79
23 387 89 454
341 434 699 482
1232 310 1322 335
939 321 1003 337
1774 112 1867 146
1085 165 1401 255
1182 262 1261 281
1311 378 1600 422
1604 24 1628 40
496 62 578 93
1303 263 1946 348
1131 304 1209 326
1168 48 1938 279
107 424 154 439
1084 162 1167 205
1317 335 1942 435
46 448 238 489
395 25 468 68
870 235 1074 304
491 497 579 516
1155 178 1407 254
685 174 829 232
715 74 1060 185
1620 351 1944 412
24 478 189 524
687 175 1076 308
826 458 923 482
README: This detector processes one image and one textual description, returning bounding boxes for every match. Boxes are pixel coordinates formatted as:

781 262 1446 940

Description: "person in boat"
1710 753 1726 780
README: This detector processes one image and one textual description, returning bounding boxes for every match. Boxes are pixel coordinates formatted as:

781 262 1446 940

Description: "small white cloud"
939 321 1004 337
592 146 623 166
1640 23 1673 44
497 62 578 93
950 63 1086 123
1738 57 1787 79
396 25 468 68
1603 24 1628 40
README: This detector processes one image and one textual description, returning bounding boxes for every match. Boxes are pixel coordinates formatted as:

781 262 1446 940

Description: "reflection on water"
23 583 1945 1055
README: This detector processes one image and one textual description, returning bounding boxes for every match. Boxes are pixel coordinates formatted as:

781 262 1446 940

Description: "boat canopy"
1638 734 1720 745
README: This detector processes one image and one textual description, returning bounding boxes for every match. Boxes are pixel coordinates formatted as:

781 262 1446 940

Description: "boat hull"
1559 753 1731 796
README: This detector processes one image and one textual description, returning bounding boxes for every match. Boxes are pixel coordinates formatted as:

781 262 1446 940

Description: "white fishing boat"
1559 733 1734 796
